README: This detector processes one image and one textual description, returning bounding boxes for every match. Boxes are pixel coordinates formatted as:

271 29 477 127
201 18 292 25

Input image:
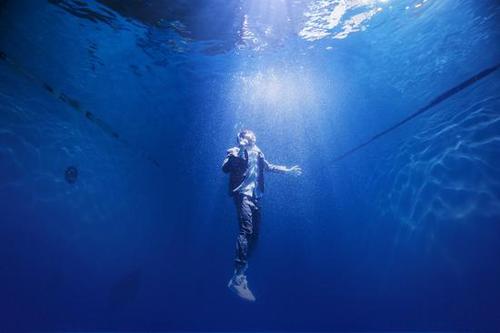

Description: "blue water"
0 0 499 331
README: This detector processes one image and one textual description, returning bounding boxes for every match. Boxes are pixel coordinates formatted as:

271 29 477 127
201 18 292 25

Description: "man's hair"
237 129 256 144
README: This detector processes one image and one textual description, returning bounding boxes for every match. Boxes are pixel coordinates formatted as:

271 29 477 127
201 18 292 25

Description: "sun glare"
233 68 319 114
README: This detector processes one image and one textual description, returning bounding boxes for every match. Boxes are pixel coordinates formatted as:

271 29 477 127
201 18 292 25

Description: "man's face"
239 132 255 147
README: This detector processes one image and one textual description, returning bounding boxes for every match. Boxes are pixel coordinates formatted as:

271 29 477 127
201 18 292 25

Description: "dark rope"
331 62 500 163
0 50 161 168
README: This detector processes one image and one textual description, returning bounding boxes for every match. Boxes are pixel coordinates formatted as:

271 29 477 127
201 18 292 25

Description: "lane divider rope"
331 62 500 163
0 50 161 168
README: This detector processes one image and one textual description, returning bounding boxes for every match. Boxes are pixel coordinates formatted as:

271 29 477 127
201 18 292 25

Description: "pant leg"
234 194 257 274
247 197 261 259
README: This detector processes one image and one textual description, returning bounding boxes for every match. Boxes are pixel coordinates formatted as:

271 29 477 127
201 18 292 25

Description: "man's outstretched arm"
263 156 302 176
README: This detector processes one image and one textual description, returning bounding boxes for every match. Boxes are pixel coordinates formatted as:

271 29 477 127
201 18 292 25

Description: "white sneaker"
227 274 256 302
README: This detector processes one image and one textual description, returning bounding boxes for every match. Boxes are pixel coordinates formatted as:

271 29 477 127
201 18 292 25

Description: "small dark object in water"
65 166 78 184
109 269 142 308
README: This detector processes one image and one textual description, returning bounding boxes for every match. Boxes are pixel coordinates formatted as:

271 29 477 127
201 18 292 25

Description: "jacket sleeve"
262 153 288 174
222 148 239 173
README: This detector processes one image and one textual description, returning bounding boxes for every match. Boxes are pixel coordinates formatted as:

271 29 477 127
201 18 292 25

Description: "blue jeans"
233 193 262 274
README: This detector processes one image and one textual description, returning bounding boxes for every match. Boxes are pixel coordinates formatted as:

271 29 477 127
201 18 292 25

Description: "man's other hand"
288 165 302 176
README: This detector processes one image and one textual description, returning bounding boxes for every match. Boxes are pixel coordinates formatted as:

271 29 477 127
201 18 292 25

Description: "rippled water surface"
1 0 499 331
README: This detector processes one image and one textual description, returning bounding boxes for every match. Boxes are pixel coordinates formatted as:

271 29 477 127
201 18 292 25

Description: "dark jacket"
222 146 288 196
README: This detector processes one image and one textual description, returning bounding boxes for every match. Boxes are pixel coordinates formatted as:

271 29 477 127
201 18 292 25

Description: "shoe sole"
227 284 256 302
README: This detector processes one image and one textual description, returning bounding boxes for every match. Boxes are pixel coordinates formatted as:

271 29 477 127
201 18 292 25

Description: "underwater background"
0 0 499 331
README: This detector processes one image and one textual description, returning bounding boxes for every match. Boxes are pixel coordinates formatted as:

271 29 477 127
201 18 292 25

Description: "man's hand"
227 147 239 157
288 165 302 176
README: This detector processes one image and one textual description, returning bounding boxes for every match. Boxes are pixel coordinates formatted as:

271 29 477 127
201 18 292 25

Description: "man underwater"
222 129 302 301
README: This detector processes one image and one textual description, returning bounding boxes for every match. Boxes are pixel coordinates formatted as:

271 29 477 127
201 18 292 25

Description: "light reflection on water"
371 87 500 233
299 0 386 41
